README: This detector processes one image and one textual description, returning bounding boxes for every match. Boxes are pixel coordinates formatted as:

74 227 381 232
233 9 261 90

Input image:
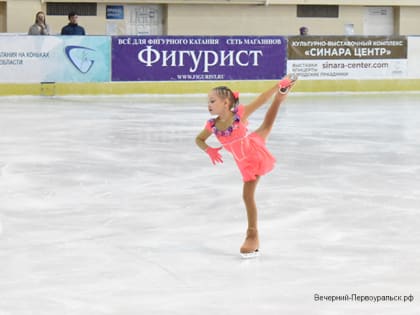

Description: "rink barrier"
1 35 420 95
1 79 420 96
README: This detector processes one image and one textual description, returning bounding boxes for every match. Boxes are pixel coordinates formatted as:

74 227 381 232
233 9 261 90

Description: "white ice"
0 92 419 315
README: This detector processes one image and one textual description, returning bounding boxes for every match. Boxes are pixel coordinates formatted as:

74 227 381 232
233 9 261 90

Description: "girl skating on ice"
195 74 297 258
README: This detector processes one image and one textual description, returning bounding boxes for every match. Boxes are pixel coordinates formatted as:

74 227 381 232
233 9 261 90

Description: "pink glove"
205 146 223 165
278 73 298 94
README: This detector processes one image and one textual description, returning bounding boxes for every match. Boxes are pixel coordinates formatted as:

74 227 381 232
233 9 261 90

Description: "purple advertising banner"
112 36 287 81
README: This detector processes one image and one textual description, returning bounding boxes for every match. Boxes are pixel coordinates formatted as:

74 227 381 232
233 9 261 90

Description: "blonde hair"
212 86 239 110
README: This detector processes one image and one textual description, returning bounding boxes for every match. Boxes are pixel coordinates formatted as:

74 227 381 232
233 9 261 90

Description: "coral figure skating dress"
205 105 276 182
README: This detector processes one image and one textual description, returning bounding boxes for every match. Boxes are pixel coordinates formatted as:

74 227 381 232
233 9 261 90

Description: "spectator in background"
61 12 86 35
299 26 309 36
28 11 51 35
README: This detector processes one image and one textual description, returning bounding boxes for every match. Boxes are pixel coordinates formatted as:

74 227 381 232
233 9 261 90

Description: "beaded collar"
209 106 240 137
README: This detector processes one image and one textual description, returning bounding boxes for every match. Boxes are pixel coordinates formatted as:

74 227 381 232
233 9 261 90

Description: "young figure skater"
195 74 296 258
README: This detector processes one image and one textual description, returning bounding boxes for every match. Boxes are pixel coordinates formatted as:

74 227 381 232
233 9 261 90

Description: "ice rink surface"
0 92 419 315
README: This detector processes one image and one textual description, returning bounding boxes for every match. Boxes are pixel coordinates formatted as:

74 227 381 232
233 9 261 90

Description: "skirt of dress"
225 132 276 182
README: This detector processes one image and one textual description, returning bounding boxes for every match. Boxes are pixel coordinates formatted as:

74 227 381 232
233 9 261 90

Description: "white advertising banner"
407 36 420 79
287 36 408 80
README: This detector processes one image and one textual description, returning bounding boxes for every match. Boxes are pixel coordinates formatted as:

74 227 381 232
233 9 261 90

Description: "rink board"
1 79 420 96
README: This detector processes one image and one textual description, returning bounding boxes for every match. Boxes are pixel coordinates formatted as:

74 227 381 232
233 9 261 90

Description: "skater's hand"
205 146 223 165
278 73 298 94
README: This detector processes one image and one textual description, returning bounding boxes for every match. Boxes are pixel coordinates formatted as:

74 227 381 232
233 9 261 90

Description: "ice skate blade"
240 250 260 259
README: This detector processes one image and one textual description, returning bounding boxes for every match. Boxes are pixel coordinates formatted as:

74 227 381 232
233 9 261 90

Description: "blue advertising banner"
0 36 110 83
111 36 287 81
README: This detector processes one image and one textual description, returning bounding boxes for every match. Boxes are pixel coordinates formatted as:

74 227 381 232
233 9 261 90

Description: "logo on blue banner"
65 46 96 73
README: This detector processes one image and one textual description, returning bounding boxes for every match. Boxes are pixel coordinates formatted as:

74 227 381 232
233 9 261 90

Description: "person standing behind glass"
299 26 309 36
28 11 51 35
61 12 86 35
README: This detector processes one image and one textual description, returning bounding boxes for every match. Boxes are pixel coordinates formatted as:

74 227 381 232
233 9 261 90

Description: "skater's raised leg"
254 92 284 141
254 74 296 141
